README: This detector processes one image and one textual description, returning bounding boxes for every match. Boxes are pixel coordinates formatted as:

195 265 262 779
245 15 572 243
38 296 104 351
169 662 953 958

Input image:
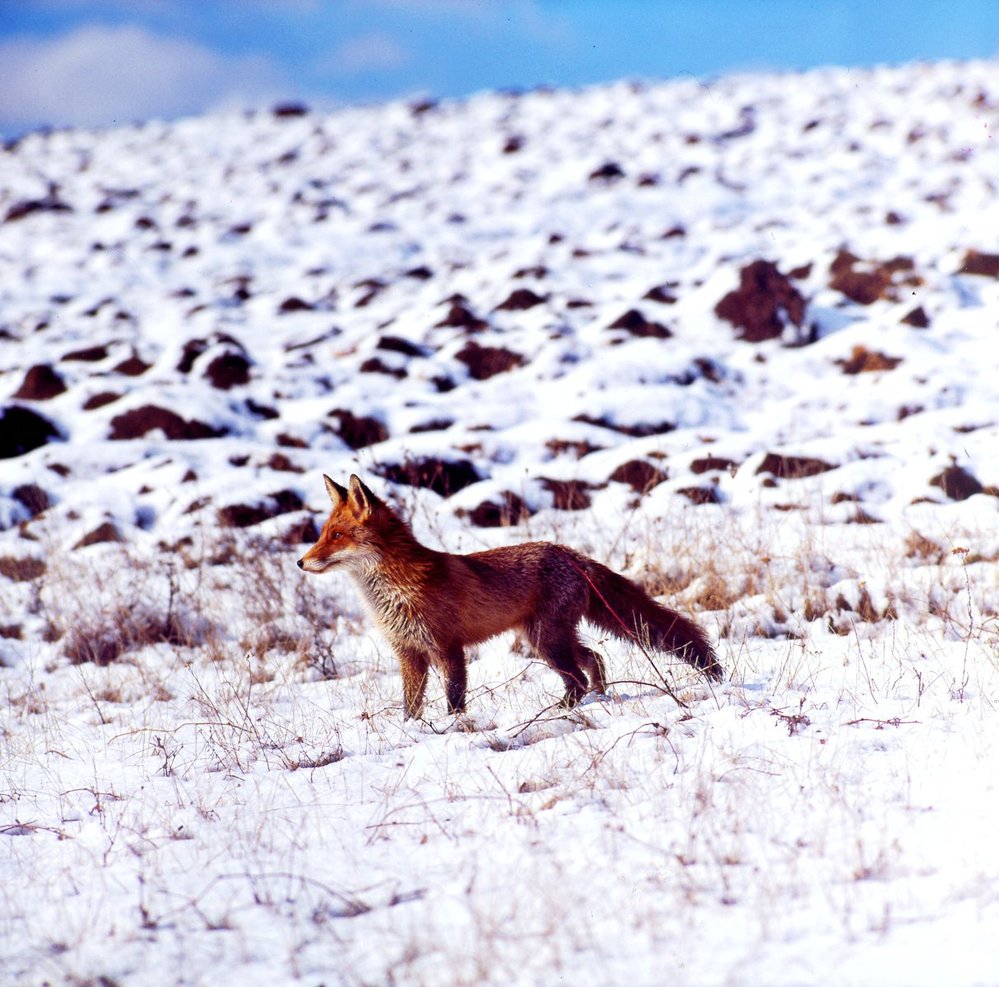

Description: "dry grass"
4 528 354 689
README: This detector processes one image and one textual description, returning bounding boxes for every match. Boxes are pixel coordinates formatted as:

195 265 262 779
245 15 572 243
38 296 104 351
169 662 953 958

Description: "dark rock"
109 405 226 441
455 342 525 380
14 364 66 401
204 351 251 390
278 296 315 314
12 483 50 517
74 521 122 549
376 335 426 357
62 344 109 362
540 478 594 511
328 410 389 449
677 486 721 505
280 516 320 545
113 354 151 376
217 503 271 528
589 162 626 183
715 260 806 343
959 250 999 278
266 453 303 473
359 357 406 379
409 419 453 434
461 492 533 528
0 406 61 458
436 299 487 332
608 460 668 492
217 489 305 528
545 437 604 459
901 306 931 328
572 414 674 438
246 398 279 420
513 265 548 279
495 288 545 311
690 456 738 475
377 459 480 497
836 346 903 374
756 453 836 479
177 338 208 373
353 278 386 308
0 556 46 581
607 309 672 339
643 285 678 304
410 98 437 116
930 465 983 501
273 101 309 117
829 251 921 305
4 188 72 222
83 392 122 411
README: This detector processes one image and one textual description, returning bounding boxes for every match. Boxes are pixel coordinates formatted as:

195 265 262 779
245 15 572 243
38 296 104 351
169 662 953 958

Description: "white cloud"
0 24 290 132
314 31 412 78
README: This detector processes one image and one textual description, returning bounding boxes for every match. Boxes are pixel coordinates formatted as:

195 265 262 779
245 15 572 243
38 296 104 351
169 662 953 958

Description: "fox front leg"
397 648 430 720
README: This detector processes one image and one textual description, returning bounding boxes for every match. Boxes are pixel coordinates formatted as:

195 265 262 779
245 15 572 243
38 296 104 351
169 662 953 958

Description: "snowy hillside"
2 58 999 986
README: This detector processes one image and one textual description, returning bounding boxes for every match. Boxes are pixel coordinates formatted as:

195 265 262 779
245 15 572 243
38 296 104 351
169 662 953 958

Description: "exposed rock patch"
608 460 668 492
109 406 226 441
836 346 903 374
459 492 534 528
14 364 67 401
959 250 999 278
540 478 595 511
930 465 983 501
74 521 123 549
715 260 806 342
455 342 526 380
607 310 672 339
756 453 836 479
828 251 921 304
217 490 305 528
376 458 480 497
327 410 389 449
0 406 61 458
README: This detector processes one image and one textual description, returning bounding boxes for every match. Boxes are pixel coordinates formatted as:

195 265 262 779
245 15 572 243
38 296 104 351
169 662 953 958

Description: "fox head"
297 474 385 574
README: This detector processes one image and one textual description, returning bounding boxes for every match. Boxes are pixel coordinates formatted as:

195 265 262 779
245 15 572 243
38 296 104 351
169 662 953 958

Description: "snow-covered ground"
2 58 999 986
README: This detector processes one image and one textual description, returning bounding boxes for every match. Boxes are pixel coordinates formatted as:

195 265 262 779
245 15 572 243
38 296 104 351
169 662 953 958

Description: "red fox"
298 474 721 718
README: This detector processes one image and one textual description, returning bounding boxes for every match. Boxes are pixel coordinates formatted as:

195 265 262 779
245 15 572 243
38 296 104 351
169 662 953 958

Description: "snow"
2 58 999 985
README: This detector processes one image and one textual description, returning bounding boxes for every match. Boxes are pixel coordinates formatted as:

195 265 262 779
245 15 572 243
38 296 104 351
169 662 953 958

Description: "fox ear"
348 474 378 516
323 474 348 507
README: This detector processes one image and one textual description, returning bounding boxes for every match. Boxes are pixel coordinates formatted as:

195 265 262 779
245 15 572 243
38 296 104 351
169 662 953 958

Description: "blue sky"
1 1 997 135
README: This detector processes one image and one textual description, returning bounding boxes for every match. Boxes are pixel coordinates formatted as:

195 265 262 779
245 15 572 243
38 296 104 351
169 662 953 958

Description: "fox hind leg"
442 643 467 715
524 618 589 707
578 644 606 694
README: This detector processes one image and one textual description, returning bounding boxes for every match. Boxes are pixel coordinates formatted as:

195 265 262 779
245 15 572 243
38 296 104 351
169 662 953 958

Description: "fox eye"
331 531 342 540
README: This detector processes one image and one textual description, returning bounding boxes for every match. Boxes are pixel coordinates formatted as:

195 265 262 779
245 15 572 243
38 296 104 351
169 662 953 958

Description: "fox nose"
296 559 304 569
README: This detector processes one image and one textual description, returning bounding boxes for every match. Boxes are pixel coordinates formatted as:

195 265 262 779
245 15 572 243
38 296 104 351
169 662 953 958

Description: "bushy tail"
581 559 722 682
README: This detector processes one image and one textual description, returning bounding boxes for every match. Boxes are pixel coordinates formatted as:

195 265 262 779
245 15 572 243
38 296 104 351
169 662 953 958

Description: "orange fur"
299 474 721 717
